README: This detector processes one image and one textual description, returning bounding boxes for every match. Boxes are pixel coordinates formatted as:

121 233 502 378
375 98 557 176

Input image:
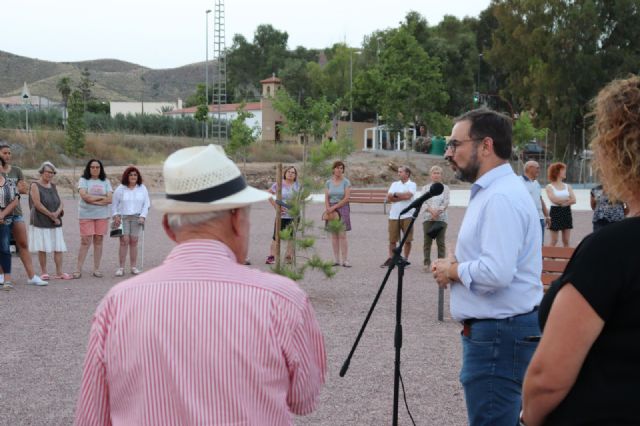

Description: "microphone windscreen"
430 182 444 196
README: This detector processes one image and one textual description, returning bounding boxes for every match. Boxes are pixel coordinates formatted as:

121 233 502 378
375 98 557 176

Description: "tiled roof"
165 101 262 115
259 76 281 84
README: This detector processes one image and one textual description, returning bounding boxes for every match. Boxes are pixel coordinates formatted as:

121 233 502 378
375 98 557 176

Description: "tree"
486 0 640 159
512 112 548 168
56 76 72 127
194 105 209 139
226 103 258 169
272 89 333 150
77 67 95 111
185 83 212 108
271 90 336 280
65 90 86 159
354 26 448 134
423 15 480 116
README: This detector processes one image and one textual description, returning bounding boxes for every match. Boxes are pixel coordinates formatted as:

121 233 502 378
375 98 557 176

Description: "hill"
0 50 209 102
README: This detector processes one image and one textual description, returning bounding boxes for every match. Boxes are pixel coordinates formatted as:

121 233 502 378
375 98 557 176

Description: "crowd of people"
0 148 151 290
5 77 640 425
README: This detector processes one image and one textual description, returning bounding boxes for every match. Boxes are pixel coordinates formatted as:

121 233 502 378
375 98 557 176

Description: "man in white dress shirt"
432 108 543 426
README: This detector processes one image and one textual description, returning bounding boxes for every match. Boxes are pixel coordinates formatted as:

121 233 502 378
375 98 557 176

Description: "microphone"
399 182 444 216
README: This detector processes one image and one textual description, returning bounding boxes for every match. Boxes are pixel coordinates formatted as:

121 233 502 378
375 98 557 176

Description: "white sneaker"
131 267 142 275
115 268 124 277
27 275 48 286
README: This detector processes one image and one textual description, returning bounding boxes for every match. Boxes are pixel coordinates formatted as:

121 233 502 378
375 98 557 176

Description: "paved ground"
0 196 594 425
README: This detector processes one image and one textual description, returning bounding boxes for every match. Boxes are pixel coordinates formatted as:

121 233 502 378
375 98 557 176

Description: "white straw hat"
154 144 270 213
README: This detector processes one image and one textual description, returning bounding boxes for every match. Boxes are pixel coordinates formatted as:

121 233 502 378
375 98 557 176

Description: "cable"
399 370 417 426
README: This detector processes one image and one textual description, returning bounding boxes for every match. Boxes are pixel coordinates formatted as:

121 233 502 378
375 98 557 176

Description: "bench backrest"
349 188 388 202
541 246 575 290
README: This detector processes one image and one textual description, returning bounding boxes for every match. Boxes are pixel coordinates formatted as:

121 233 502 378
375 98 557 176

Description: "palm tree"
56 77 72 128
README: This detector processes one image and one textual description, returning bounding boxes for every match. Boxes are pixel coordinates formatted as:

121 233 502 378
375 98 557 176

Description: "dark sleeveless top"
29 182 62 228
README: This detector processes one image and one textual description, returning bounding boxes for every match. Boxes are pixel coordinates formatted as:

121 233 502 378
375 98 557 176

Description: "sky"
2 0 491 69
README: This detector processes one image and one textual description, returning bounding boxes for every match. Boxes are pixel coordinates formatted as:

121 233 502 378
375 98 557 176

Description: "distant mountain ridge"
0 50 208 103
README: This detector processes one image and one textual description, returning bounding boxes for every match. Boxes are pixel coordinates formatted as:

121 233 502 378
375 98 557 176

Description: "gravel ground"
0 197 594 425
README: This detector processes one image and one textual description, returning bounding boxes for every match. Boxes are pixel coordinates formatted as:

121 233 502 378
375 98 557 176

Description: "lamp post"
205 9 211 139
477 53 483 99
349 48 361 139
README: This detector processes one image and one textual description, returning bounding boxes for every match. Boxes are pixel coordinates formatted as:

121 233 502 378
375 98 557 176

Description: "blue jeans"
460 310 540 426
0 218 13 274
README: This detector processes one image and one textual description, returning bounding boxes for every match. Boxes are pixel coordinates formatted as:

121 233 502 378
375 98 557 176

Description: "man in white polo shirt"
381 166 416 267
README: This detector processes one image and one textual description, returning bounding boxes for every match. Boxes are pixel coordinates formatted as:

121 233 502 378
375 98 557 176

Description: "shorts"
388 218 414 243
79 218 109 236
122 215 143 237
11 215 24 224
272 217 294 240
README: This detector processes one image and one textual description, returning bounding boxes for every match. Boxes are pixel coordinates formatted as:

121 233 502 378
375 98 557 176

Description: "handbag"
110 219 123 238
322 210 340 221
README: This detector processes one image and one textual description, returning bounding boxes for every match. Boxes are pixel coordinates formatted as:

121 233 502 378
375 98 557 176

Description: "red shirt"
74 240 326 425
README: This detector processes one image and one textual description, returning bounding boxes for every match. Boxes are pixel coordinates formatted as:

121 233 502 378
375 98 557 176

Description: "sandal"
72 272 82 279
41 273 51 280
92 271 104 278
54 273 73 280
342 262 352 268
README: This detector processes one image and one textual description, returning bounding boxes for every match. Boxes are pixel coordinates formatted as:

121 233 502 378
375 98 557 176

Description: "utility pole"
205 9 211 139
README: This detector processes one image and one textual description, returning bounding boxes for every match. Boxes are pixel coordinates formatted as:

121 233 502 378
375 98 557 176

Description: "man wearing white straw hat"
75 145 327 425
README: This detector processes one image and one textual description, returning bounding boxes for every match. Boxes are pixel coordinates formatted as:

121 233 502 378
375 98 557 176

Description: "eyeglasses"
445 138 483 153
43 170 56 175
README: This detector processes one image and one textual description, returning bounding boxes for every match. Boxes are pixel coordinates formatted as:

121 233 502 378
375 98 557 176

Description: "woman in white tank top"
545 162 576 246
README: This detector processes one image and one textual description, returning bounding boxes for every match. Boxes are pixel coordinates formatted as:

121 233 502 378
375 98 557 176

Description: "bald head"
524 161 540 180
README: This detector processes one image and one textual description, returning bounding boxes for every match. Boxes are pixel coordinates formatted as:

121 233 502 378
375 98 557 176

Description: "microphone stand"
340 202 423 426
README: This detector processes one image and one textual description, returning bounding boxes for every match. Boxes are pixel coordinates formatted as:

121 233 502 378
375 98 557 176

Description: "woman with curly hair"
545 162 576 247
111 166 151 276
522 75 640 425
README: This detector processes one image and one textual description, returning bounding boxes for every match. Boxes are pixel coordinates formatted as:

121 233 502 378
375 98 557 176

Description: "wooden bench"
349 188 389 213
542 246 575 291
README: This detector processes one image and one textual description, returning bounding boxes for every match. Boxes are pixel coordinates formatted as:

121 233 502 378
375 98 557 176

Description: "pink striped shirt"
74 240 326 425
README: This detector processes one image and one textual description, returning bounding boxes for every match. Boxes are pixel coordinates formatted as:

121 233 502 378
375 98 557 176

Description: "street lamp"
477 53 483 98
349 48 362 139
205 9 211 139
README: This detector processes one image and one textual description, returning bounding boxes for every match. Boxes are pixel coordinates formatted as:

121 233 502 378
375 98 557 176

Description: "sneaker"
131 267 142 275
115 268 124 277
380 258 392 268
2 281 14 290
265 255 275 265
27 275 48 286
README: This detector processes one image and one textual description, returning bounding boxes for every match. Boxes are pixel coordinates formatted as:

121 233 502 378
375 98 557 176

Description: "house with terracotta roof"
164 76 288 142
164 75 376 148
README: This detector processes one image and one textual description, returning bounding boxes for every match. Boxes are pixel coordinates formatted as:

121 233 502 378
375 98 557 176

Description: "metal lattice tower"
212 0 227 144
